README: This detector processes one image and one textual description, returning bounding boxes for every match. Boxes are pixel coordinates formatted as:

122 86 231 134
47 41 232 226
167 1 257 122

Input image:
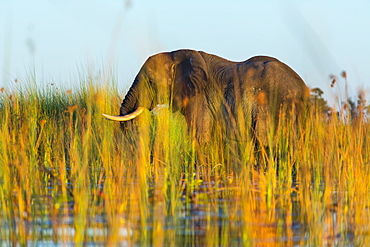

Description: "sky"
1 0 370 106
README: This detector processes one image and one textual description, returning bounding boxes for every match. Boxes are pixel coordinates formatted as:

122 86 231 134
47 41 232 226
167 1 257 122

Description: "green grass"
0 77 369 246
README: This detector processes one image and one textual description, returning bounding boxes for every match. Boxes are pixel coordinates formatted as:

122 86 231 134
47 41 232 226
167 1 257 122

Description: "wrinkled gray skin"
117 49 309 145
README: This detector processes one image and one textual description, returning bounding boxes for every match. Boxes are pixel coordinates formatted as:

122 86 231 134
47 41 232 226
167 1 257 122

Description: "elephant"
103 49 309 148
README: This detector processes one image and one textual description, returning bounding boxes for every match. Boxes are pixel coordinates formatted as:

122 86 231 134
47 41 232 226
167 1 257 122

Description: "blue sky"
1 0 369 105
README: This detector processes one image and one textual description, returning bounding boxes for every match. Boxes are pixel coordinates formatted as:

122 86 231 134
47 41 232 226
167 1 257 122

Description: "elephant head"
103 49 210 132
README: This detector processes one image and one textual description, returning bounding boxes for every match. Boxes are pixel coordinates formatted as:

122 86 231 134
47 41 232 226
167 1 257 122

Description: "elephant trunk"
120 79 141 116
103 74 156 122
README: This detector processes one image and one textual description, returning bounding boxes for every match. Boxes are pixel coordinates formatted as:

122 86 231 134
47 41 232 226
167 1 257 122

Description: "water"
0 173 363 246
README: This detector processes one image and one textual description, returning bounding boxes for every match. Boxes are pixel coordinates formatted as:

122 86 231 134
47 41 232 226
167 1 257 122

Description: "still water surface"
0 173 360 246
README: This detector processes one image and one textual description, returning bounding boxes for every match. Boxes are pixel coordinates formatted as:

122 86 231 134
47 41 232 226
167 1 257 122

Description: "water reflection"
0 174 361 246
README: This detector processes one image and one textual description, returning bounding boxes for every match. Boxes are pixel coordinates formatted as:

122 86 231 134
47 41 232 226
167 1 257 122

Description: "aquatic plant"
0 75 369 246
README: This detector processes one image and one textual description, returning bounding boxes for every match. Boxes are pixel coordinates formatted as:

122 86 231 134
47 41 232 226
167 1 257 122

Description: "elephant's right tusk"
103 107 145 121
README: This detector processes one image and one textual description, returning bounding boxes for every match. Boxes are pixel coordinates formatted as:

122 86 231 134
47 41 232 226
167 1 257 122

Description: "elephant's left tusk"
102 107 145 121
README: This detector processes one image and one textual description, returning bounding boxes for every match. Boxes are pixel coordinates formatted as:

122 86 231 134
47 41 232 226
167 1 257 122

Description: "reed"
0 76 369 246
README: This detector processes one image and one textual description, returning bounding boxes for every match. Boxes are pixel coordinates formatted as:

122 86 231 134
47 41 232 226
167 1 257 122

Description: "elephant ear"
172 50 208 98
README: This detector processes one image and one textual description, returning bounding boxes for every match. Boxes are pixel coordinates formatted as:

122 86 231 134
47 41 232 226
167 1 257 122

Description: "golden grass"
0 78 369 246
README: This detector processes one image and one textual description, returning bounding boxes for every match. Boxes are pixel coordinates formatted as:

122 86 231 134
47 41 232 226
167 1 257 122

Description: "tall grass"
0 77 369 246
